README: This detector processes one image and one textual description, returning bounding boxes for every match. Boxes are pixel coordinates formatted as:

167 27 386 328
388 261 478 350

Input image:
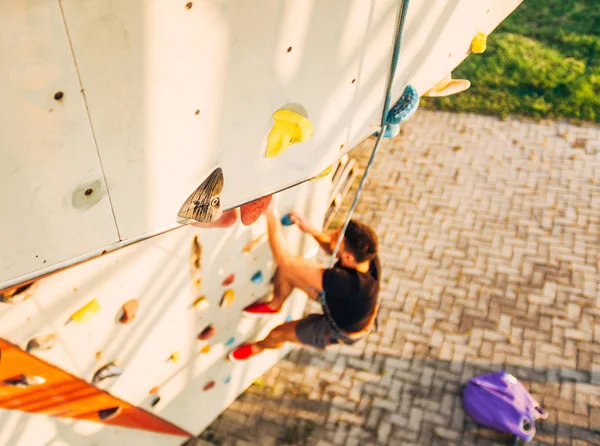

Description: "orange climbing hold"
240 195 273 226
149 386 160 395
221 274 235 286
423 73 471 97
119 299 138 324
242 233 267 253
200 345 211 354
203 381 216 391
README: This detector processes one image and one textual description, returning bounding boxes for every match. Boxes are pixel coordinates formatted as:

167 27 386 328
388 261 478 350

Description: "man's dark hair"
343 219 378 263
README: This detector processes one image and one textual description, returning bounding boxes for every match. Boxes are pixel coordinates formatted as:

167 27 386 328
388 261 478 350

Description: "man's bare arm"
264 205 325 294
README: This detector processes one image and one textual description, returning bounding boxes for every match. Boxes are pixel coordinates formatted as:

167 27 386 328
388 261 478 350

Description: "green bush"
421 1 600 122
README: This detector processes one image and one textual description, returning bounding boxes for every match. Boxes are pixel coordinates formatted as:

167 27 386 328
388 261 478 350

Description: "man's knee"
267 322 298 342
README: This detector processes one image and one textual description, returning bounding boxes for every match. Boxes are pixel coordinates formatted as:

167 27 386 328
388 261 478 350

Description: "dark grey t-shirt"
322 257 381 332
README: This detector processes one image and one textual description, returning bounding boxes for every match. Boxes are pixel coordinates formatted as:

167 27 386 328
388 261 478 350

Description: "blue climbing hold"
384 124 400 138
372 125 399 138
281 214 294 226
387 84 419 125
224 376 231 384
372 84 419 139
251 271 264 284
225 336 235 347
285 315 293 323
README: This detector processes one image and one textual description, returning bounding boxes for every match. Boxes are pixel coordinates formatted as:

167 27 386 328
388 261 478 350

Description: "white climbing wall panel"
0 181 328 446
0 0 522 290
0 0 120 286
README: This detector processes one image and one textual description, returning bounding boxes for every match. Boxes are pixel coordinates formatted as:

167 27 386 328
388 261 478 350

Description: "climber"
228 196 380 362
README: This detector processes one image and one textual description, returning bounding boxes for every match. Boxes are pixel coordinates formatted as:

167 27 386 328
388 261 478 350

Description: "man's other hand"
289 212 311 233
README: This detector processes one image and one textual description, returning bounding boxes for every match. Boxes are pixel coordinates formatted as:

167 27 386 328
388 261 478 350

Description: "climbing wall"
0 0 522 291
0 182 329 446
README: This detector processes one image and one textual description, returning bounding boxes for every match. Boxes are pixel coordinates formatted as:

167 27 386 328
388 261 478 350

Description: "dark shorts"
295 314 358 349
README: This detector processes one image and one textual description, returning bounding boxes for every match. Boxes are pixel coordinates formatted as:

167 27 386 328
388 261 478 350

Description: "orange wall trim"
0 339 192 438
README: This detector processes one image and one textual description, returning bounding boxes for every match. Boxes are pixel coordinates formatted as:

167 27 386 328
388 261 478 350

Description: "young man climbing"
228 197 380 362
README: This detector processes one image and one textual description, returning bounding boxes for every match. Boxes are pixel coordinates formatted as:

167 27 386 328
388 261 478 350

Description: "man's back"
322 256 381 333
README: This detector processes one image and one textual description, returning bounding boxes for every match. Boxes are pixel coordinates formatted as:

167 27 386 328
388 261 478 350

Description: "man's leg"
229 314 334 362
244 264 321 316
243 267 295 315
266 267 294 310
255 320 301 351
228 320 301 361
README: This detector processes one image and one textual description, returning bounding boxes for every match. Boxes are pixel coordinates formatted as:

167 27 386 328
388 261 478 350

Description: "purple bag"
463 372 548 442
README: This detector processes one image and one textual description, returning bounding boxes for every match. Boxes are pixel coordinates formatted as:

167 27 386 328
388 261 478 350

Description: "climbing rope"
319 0 413 341
328 0 411 267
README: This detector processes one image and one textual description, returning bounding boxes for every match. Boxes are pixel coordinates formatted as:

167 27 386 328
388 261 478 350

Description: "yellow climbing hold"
423 73 471 97
201 344 211 354
265 109 314 158
69 299 100 324
312 164 333 181
220 289 235 308
170 351 180 363
471 31 487 54
192 296 209 311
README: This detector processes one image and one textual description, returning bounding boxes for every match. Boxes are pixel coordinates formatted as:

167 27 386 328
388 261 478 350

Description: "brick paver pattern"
195 111 600 446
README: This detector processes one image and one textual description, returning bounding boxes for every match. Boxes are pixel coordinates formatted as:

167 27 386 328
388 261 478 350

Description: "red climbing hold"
198 325 216 341
240 195 272 226
192 208 239 229
203 380 216 391
221 273 235 286
119 299 139 324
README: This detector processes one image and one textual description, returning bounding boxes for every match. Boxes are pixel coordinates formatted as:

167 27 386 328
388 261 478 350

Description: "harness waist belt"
318 292 368 345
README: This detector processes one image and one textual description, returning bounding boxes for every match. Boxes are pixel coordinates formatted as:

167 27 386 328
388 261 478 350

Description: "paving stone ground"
194 111 600 446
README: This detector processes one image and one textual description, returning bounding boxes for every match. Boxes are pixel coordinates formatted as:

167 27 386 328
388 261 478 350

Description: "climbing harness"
320 0 416 341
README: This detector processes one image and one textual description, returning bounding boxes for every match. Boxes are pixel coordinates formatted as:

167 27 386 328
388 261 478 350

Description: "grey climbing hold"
26 334 57 353
178 168 224 223
0 282 37 304
98 406 122 421
4 375 46 388
92 363 123 385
